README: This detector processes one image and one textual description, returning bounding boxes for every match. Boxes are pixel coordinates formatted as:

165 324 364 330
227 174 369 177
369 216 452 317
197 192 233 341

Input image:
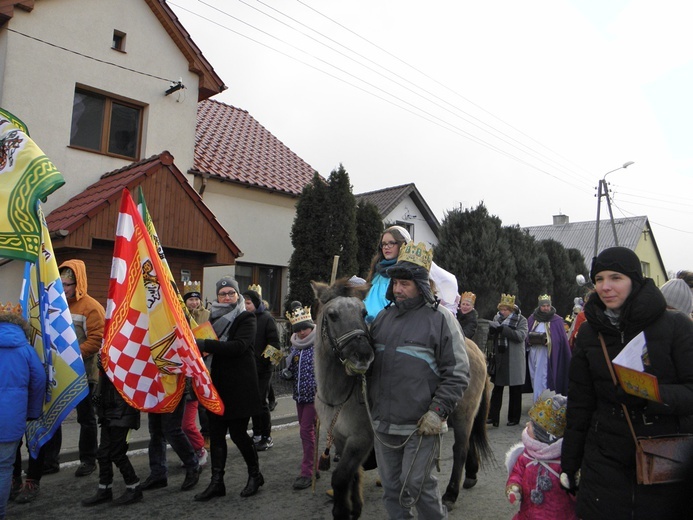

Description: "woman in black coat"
194 277 263 501
561 247 693 519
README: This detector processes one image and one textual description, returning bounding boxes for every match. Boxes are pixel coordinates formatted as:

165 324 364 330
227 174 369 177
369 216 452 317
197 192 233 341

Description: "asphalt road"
8 393 531 519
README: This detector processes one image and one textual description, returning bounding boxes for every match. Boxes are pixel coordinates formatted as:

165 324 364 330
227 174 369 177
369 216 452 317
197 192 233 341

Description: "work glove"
559 470 580 495
506 484 521 505
417 410 444 435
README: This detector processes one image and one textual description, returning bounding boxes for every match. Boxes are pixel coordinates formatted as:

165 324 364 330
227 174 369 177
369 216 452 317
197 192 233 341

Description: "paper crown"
538 294 551 304
396 241 433 271
1 302 23 316
183 280 201 294
497 293 515 309
285 306 313 327
529 390 567 439
248 284 262 297
460 291 476 304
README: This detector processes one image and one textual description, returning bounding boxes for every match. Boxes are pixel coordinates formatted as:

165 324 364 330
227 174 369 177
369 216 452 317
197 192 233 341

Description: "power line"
295 0 596 181
248 0 590 185
7 28 176 83
612 202 693 234
172 0 591 191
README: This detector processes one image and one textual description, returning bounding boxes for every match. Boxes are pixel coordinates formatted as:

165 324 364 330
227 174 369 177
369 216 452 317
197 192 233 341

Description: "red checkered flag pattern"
102 189 224 414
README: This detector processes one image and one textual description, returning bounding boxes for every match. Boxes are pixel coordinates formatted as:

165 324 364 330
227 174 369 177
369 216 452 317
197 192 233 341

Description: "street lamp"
593 161 634 258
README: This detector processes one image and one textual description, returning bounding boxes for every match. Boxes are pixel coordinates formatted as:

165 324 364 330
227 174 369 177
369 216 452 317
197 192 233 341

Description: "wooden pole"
330 255 340 284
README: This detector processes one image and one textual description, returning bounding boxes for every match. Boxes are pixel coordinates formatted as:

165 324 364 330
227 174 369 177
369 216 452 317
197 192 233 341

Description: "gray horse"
312 279 374 520
312 279 492 518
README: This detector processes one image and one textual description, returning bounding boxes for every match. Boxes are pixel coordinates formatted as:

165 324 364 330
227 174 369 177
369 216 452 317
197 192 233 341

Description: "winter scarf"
494 310 522 350
533 306 556 323
210 300 245 340
290 328 316 350
374 257 397 275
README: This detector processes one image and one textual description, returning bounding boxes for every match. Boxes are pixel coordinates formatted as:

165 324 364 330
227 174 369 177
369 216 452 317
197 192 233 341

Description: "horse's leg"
442 414 469 511
332 435 372 520
349 466 364 519
463 444 479 488
331 443 353 520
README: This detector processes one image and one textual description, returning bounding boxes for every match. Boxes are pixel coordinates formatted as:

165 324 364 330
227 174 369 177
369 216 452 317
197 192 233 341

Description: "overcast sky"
169 0 693 275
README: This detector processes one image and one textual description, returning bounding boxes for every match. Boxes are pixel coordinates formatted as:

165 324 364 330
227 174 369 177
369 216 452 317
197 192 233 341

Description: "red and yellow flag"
102 189 223 414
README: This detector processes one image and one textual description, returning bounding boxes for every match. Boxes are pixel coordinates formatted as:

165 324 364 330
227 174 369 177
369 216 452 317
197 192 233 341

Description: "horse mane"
311 278 371 307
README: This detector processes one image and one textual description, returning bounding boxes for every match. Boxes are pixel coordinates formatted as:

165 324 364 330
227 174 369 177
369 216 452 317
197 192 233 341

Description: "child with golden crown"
505 390 577 520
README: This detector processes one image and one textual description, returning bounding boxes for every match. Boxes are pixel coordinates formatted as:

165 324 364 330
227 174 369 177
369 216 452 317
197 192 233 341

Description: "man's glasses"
63 282 76 287
381 241 398 249
218 290 237 298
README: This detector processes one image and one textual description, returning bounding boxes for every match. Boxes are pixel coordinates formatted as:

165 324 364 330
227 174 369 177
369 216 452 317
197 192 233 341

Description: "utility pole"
593 161 634 258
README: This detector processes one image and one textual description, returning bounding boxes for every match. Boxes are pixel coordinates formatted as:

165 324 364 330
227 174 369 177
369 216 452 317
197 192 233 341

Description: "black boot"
181 465 202 491
240 466 264 497
82 486 113 506
194 468 225 502
111 485 142 506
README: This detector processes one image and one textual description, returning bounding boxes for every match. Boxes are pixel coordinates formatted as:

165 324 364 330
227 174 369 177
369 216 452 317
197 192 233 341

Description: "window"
641 261 650 278
70 89 142 160
393 221 414 240
112 30 126 51
235 263 282 315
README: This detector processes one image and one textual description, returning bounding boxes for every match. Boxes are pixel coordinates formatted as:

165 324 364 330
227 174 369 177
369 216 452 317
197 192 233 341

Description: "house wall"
200 181 297 303
384 197 438 247
0 0 200 213
634 237 667 287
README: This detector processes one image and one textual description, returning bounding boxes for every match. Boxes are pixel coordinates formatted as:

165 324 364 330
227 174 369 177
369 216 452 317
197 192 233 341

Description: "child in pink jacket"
505 390 577 520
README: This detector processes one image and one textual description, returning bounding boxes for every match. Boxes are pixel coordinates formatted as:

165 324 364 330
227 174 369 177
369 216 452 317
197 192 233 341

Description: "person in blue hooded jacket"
364 226 411 324
0 307 46 520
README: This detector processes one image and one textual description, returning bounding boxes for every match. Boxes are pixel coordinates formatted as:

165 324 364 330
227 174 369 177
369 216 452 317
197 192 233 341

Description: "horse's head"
312 278 374 376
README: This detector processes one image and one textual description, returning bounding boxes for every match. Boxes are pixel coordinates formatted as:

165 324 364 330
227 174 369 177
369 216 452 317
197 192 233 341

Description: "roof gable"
355 183 440 236
1 0 225 101
192 99 318 196
46 151 240 265
523 216 654 268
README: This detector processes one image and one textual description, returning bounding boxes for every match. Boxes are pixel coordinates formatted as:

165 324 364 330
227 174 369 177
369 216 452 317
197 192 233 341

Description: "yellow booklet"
612 331 662 402
192 321 218 341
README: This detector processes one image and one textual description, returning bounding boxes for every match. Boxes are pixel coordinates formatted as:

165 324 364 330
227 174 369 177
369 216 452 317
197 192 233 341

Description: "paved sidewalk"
54 395 298 466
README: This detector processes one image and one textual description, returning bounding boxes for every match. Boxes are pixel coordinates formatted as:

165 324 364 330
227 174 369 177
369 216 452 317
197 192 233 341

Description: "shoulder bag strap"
598 333 639 445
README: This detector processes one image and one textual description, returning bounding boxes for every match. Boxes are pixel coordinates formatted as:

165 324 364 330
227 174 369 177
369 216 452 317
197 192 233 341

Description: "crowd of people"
4 243 693 520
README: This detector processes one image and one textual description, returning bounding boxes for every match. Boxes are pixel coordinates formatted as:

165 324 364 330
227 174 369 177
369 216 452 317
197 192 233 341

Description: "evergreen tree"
355 200 383 278
566 247 590 303
503 225 551 314
286 172 329 309
435 203 517 319
540 239 576 316
326 164 358 280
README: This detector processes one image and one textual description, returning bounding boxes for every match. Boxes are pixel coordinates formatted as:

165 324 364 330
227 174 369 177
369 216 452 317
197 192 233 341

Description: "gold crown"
538 294 551 304
248 284 262 297
183 280 201 294
460 291 476 304
397 241 433 271
529 390 567 439
497 293 515 309
285 306 313 327
1 302 24 316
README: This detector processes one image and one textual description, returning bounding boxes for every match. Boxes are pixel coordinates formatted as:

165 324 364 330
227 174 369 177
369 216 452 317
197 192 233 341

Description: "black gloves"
195 339 206 353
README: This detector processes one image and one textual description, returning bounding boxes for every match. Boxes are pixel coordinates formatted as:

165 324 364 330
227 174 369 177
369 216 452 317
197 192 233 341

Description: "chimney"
553 214 569 226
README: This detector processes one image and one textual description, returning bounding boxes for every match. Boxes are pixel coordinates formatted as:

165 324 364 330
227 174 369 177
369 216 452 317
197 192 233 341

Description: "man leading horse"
367 241 470 520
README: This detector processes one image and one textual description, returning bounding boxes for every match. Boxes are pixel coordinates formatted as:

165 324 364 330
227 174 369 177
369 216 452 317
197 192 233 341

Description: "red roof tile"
193 99 318 196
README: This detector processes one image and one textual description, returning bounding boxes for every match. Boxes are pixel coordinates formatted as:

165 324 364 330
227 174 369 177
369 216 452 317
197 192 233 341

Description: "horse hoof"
443 498 456 511
462 477 477 489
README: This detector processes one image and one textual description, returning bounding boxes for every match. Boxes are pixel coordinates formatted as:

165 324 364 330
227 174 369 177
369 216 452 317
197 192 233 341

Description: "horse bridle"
320 312 372 373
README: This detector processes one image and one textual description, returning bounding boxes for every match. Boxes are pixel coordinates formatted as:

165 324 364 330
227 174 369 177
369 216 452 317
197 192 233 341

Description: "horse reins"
360 375 444 509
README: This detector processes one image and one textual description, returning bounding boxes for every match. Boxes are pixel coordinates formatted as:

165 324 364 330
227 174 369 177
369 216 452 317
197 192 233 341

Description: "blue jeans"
0 440 21 519
147 398 198 478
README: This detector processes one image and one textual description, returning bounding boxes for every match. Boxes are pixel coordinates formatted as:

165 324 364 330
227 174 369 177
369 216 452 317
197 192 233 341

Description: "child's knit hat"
528 390 567 444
